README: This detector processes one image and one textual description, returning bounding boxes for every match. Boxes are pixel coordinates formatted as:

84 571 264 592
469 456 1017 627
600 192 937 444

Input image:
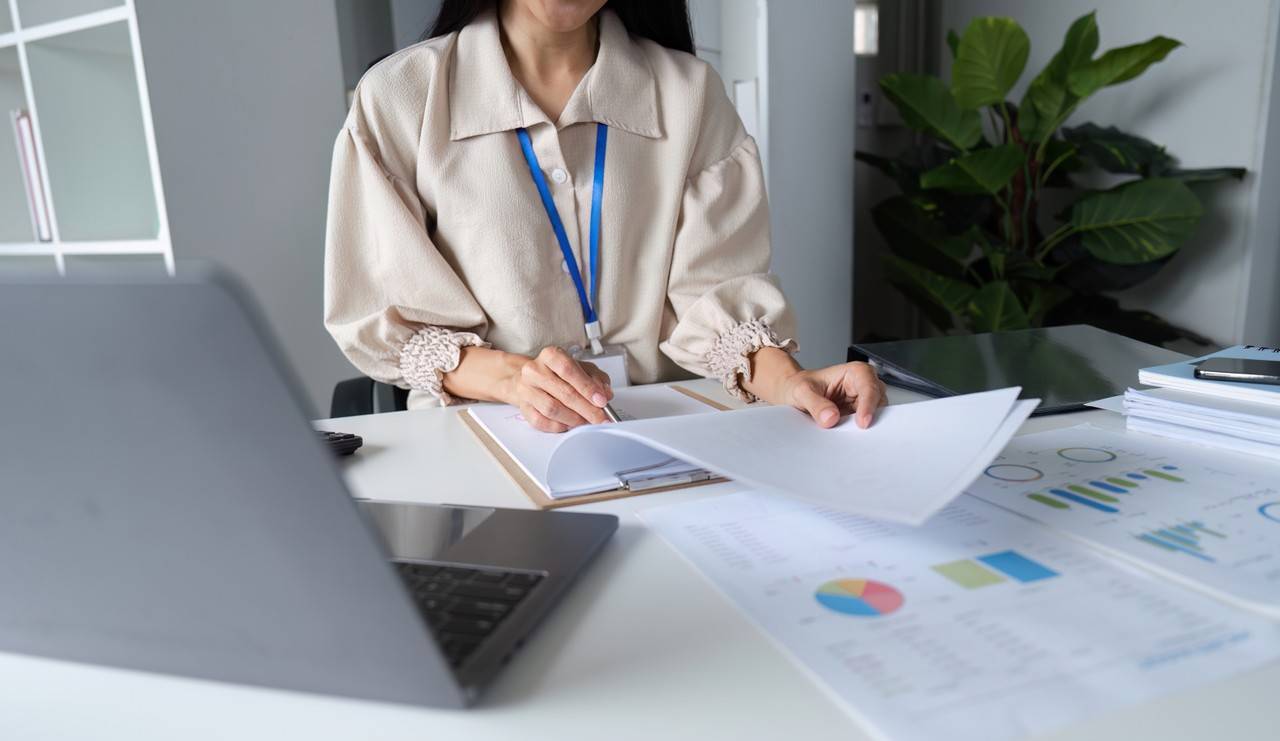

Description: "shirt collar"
448 9 662 141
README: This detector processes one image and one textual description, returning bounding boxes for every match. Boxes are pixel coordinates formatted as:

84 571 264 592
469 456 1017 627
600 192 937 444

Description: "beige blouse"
324 9 795 409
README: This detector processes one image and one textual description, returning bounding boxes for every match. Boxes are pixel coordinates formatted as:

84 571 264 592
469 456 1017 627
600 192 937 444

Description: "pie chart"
814 578 904 617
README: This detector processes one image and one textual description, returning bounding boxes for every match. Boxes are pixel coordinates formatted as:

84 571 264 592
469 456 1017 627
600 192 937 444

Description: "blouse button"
550 167 569 184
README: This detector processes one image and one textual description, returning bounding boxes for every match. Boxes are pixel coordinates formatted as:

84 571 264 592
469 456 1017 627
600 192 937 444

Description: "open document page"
964 425 1280 617
547 387 1036 524
466 385 720 497
640 491 1280 741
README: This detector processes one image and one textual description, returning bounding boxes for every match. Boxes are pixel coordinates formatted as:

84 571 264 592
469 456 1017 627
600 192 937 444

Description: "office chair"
330 377 409 418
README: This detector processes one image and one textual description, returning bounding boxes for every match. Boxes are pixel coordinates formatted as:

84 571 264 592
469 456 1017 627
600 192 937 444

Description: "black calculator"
317 430 363 456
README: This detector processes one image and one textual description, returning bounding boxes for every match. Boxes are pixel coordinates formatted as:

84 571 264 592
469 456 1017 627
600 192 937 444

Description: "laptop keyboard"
395 562 544 668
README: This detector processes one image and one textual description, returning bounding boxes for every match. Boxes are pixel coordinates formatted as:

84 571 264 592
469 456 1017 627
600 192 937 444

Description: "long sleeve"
659 133 797 402
324 91 489 406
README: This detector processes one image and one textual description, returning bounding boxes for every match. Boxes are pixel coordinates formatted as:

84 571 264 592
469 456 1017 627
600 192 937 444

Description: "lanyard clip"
584 320 605 355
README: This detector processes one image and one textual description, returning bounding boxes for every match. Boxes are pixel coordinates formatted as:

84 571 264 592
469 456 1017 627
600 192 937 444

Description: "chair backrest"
330 377 409 418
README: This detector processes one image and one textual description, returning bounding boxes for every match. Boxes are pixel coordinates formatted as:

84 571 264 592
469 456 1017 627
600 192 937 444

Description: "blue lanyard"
516 123 608 353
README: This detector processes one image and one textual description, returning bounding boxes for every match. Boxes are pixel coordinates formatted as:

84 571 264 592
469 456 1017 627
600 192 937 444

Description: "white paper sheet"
549 388 1035 524
640 491 1280 741
964 425 1280 616
467 385 719 495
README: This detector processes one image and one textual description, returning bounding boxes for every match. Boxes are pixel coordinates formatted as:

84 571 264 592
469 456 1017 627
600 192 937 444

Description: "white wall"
766 0 856 366
938 0 1280 347
136 0 353 414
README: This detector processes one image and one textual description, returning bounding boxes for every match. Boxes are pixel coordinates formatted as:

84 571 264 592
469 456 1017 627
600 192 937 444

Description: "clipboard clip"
614 457 713 492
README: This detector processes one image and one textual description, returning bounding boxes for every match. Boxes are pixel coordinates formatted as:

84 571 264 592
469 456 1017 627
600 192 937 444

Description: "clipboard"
459 385 730 509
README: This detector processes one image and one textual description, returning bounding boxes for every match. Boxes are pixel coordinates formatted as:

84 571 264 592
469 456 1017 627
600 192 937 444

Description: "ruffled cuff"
705 318 795 402
398 326 490 407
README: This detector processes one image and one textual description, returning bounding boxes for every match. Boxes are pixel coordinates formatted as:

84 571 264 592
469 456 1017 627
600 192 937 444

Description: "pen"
603 403 622 423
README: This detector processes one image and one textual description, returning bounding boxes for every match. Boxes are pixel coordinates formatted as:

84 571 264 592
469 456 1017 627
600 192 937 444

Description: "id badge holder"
573 343 631 389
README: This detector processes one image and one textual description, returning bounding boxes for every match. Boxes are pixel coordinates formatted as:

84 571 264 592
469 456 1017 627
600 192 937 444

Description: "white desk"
6 381 1276 740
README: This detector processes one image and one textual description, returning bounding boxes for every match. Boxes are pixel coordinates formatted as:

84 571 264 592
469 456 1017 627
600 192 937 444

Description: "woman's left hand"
775 361 888 429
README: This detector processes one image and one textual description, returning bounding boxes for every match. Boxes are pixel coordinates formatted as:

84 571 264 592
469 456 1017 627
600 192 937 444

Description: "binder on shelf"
10 109 53 242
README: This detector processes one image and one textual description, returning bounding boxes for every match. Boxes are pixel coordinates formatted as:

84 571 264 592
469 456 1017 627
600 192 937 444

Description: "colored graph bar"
1126 473 1148 480
1027 493 1069 509
1144 469 1185 482
1066 484 1119 503
1156 528 1201 548
932 559 1006 589
1049 488 1119 513
1188 521 1226 538
1105 477 1138 488
976 550 1059 583
1089 480 1129 494
1137 533 1216 562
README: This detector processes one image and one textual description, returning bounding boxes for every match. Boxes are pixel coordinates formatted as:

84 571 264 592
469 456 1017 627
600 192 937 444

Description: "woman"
325 0 885 431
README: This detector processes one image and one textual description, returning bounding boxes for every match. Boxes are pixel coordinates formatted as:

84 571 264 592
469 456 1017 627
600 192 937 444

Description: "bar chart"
932 549 1059 589
981 461 1185 513
1135 521 1226 562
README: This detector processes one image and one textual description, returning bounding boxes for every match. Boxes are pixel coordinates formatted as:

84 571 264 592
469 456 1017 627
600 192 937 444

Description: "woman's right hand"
505 347 613 432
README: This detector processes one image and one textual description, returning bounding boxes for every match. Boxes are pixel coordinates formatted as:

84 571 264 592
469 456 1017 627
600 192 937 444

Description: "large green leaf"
952 17 1030 109
1067 36 1181 98
880 73 983 150
1069 178 1203 264
1020 12 1098 141
946 29 961 58
1022 283 1073 325
1061 123 1173 175
920 145 1026 194
967 281 1031 332
871 196 972 278
883 255 977 331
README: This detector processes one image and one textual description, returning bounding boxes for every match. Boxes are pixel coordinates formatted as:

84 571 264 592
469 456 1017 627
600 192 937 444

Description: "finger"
793 381 840 428
530 367 608 424
849 367 884 429
580 362 614 400
526 386 589 428
538 347 610 407
520 405 568 434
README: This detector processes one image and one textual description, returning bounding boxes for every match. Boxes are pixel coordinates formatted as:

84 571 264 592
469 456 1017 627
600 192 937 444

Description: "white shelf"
27 20 159 242
0 239 165 256
0 45 33 242
15 0 122 31
0 0 171 273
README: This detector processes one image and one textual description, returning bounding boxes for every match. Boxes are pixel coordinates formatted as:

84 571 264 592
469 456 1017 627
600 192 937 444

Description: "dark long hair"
424 0 695 55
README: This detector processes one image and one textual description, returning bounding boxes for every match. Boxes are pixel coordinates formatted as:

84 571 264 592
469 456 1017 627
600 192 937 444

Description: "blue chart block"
1090 480 1128 494
977 550 1059 583
1049 488 1119 513
1127 473 1149 480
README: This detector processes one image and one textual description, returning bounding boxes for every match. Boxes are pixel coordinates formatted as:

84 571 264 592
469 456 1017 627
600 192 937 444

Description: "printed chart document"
641 491 1280 741
965 425 1280 616
471 386 1035 523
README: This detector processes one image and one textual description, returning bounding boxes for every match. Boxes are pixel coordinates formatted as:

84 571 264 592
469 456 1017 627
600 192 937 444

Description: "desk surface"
6 381 1275 740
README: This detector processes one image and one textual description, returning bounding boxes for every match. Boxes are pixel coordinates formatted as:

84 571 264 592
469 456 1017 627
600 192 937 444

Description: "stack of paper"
1126 345 1280 458
1124 387 1280 460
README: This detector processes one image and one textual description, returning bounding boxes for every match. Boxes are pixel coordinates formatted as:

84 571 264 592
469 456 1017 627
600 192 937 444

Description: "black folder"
849 325 1188 415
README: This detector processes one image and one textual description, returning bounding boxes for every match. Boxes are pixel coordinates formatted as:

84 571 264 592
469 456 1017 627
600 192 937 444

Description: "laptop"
0 265 617 708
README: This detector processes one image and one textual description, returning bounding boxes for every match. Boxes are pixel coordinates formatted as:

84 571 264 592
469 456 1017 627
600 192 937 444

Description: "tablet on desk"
850 325 1187 415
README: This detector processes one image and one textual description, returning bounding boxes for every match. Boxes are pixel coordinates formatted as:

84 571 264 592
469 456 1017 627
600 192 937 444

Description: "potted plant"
857 12 1244 345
